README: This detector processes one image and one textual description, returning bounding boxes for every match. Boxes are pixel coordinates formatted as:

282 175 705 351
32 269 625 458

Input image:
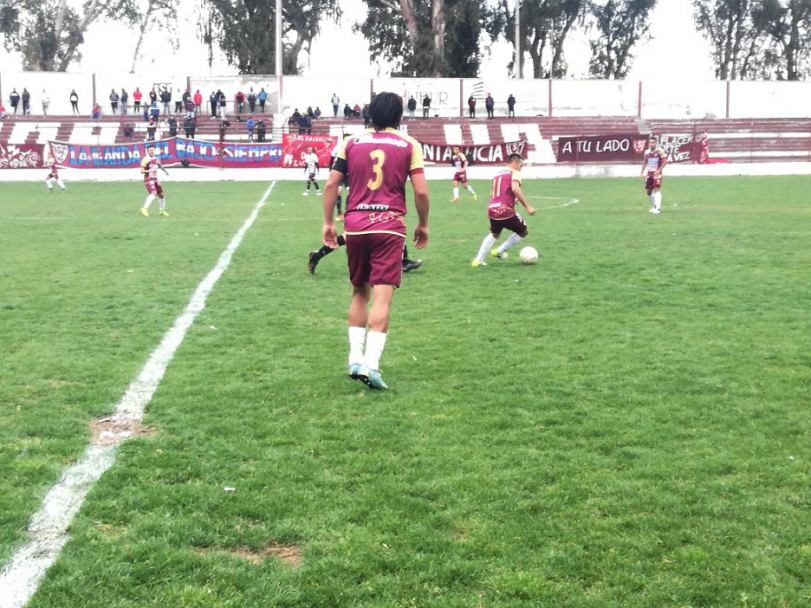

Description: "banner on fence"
0 144 45 169
46 138 283 168
556 132 707 163
280 134 337 168
420 140 528 165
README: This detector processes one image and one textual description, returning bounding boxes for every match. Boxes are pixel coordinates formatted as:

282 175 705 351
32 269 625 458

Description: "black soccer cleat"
402 259 423 273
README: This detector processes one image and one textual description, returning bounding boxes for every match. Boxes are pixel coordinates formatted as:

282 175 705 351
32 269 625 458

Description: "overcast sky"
1 0 714 81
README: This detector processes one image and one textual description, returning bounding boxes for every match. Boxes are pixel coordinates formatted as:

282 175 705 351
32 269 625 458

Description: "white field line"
0 181 277 608
527 195 580 210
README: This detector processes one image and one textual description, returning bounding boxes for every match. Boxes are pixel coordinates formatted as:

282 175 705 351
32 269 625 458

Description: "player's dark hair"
508 153 524 163
369 92 403 131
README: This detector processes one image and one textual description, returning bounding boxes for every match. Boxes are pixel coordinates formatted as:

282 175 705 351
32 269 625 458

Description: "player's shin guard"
648 194 656 207
363 331 387 371
143 194 156 209
466 186 476 195
57 179 65 189
498 233 524 253
337 194 343 214
654 192 662 210
45 178 53 190
159 197 166 210
453 187 459 198
349 326 366 368
476 234 497 262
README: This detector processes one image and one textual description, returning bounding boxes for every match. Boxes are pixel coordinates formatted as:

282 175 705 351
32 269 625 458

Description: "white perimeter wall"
4 73 811 119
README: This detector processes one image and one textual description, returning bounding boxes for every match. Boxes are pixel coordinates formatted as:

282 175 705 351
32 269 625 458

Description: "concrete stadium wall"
4 73 811 120
3 161 811 183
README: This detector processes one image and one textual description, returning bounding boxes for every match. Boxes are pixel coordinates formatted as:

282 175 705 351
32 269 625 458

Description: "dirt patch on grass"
90 416 158 446
196 542 302 567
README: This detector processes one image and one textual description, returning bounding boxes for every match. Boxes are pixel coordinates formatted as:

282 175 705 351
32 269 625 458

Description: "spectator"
331 93 340 117
468 94 476 118
9 89 20 114
422 94 431 118
149 89 157 104
256 119 266 142
219 118 230 143
291 108 301 125
150 100 160 120
485 93 495 119
167 115 178 137
353 103 361 118
235 90 245 114
160 88 171 114
123 123 134 140
343 103 352 119
121 88 128 114
193 89 203 113
183 115 196 139
41 90 50 116
218 90 227 117
91 102 102 119
258 88 268 113
146 117 157 140
185 98 195 117
0 102 6 119
133 87 142 113
22 88 30 114
407 96 417 120
306 106 314 118
247 88 257 113
176 88 185 113
362 104 370 128
246 116 255 141
507 94 516 118
109 89 119 114
209 91 218 117
69 89 79 115
314 106 322 119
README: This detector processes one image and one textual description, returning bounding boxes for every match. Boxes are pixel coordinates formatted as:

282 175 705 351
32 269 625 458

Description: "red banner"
557 133 706 163
0 144 45 169
281 134 336 168
420 140 527 165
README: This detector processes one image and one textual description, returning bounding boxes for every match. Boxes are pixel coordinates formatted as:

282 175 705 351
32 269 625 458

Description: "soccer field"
1 176 810 607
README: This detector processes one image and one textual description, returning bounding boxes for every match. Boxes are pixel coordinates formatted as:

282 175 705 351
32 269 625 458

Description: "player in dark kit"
322 92 430 389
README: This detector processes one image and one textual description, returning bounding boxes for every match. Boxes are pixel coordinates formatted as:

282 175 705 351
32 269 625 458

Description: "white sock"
46 179 53 190
348 326 366 367
466 185 476 195
363 331 387 371
143 194 155 209
453 187 459 198
57 179 65 189
159 197 166 211
654 192 662 209
475 234 497 262
649 194 656 207
498 233 523 253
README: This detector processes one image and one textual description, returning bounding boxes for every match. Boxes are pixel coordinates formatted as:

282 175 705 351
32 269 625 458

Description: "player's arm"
512 180 535 215
409 146 430 249
140 159 149 175
322 158 346 248
639 156 647 178
158 158 169 175
656 149 667 175
461 155 469 171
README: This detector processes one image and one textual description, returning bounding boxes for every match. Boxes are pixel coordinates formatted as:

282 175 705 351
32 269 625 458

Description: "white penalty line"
527 196 580 210
0 181 277 608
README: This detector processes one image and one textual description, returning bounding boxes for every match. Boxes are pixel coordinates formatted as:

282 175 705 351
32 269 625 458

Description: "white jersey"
304 152 319 174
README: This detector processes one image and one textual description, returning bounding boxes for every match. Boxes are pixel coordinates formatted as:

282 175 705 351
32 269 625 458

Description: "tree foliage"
357 0 483 77
588 0 656 79
486 0 587 78
0 0 139 71
199 0 340 75
694 0 811 80
131 0 179 73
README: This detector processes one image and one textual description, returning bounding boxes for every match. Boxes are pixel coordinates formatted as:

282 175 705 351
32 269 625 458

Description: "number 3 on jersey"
367 150 386 190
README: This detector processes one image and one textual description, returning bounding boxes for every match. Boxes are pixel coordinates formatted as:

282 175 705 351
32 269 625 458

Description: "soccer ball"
519 246 539 265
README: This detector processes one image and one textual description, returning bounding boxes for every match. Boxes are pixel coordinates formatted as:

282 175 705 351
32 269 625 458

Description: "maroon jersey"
337 128 424 237
141 155 160 183
47 160 59 179
487 168 522 219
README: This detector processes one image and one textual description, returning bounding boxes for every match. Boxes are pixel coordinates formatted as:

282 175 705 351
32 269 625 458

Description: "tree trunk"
131 3 156 73
431 0 446 76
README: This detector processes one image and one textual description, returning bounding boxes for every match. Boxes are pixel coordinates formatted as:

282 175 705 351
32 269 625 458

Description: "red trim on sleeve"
409 168 425 176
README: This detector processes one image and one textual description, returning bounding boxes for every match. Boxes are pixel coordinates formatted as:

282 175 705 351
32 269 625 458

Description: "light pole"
276 0 282 113
515 0 521 79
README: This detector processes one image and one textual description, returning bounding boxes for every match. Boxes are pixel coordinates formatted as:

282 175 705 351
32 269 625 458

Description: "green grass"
1 176 810 607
